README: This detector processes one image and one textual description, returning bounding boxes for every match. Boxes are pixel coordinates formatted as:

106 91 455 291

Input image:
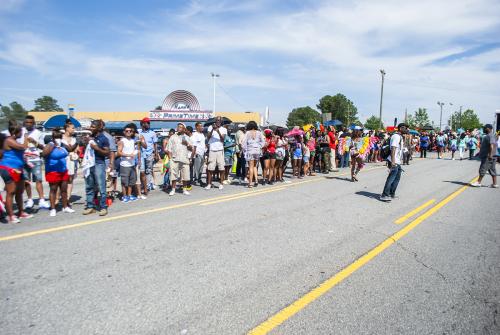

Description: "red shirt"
328 131 337 150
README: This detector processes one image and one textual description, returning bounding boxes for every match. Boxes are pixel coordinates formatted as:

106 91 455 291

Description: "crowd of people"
1 115 498 223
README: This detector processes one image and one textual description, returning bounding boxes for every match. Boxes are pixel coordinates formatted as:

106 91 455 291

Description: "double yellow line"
247 177 477 335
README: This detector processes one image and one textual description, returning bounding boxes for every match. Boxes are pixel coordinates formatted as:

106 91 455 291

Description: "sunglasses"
124 129 133 133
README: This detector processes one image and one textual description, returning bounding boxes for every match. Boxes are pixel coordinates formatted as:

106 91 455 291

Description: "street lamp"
437 101 444 131
379 69 386 130
211 72 220 113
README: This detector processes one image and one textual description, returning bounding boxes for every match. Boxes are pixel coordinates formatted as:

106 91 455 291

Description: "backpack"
381 144 391 160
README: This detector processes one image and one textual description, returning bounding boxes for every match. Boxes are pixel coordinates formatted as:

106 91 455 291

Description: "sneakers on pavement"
129 195 138 201
183 189 190 195
82 208 96 215
470 181 482 187
139 195 147 200
8 215 20 223
218 184 224 190
25 198 34 209
491 184 499 188
63 207 75 213
39 199 50 209
18 212 33 219
98 208 108 216
49 209 56 217
380 195 392 202
204 184 212 190
122 196 130 203
169 189 175 196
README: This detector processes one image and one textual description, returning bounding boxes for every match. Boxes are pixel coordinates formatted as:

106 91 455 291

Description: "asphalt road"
1 153 499 335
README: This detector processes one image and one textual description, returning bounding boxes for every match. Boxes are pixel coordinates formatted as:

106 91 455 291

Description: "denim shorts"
140 155 154 174
23 160 43 182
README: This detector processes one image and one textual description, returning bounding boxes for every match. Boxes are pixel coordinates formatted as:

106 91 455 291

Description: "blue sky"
1 0 499 125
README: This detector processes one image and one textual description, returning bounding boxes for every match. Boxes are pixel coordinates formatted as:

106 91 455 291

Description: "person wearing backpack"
468 134 478 160
380 123 409 202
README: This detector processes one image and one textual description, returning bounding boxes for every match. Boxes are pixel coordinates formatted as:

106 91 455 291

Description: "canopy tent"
324 119 343 127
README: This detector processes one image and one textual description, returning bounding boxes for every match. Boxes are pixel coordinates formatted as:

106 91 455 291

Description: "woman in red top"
262 129 277 184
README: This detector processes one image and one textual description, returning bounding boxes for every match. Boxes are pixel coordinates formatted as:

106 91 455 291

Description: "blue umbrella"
409 129 420 135
44 115 81 128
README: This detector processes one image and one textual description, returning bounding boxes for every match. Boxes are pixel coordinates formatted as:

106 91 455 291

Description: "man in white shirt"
190 122 206 186
381 123 408 202
205 116 227 190
23 115 50 209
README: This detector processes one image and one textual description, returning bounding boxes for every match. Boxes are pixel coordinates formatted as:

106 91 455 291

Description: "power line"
216 82 250 111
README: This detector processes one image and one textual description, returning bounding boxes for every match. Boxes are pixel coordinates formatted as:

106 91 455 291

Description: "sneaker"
98 208 108 216
222 180 230 185
186 185 193 191
284 180 292 184
8 215 20 223
139 195 147 200
204 184 212 190
129 195 138 201
82 208 96 215
63 207 75 213
122 196 130 203
470 181 482 187
25 198 34 209
38 199 50 209
49 209 56 217
491 184 499 188
183 189 190 195
243 178 249 184
18 212 34 219
380 195 392 202
390 195 399 199
169 189 175 196
218 184 224 190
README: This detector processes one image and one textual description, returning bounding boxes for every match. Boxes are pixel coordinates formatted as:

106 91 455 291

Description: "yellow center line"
247 177 478 335
0 165 385 242
394 199 436 224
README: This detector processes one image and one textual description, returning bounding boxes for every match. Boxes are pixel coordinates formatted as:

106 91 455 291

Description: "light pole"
437 101 444 131
379 69 386 130
211 72 220 113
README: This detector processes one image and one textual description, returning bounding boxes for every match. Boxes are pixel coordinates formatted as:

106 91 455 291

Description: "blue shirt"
94 133 110 163
138 129 157 157
45 144 68 173
224 135 235 158
420 136 429 148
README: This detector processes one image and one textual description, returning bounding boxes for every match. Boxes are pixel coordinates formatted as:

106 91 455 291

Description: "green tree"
286 106 321 127
0 101 27 129
364 115 384 130
316 93 358 125
407 108 431 129
449 109 482 130
154 106 162 110
33 95 63 112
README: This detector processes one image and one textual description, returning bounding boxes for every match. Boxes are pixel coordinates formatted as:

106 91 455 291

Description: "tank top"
45 144 68 173
0 147 24 169
266 137 276 154
120 138 136 167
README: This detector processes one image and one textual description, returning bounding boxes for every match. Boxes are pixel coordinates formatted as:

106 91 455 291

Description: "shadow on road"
355 191 382 201
329 176 352 182
442 180 470 186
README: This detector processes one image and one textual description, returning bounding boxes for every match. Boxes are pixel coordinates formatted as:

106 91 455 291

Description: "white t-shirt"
2 128 27 144
387 133 403 165
207 126 227 152
25 128 43 162
190 132 206 156
120 138 137 167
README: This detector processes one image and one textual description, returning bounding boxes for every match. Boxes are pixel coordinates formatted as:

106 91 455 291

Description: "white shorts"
207 151 225 171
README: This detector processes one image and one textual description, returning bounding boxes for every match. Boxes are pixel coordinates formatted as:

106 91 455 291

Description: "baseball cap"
484 124 493 130
141 117 151 123
238 124 245 128
397 122 409 129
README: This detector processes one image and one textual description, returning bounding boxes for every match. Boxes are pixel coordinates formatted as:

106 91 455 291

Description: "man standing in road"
166 123 193 196
327 125 339 172
380 123 409 202
23 115 50 210
82 120 110 216
470 124 498 188
190 122 206 186
205 116 227 190
138 118 159 197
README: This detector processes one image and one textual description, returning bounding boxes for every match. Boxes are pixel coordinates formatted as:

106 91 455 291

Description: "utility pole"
459 105 463 129
437 101 444 131
211 72 220 113
379 69 386 130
